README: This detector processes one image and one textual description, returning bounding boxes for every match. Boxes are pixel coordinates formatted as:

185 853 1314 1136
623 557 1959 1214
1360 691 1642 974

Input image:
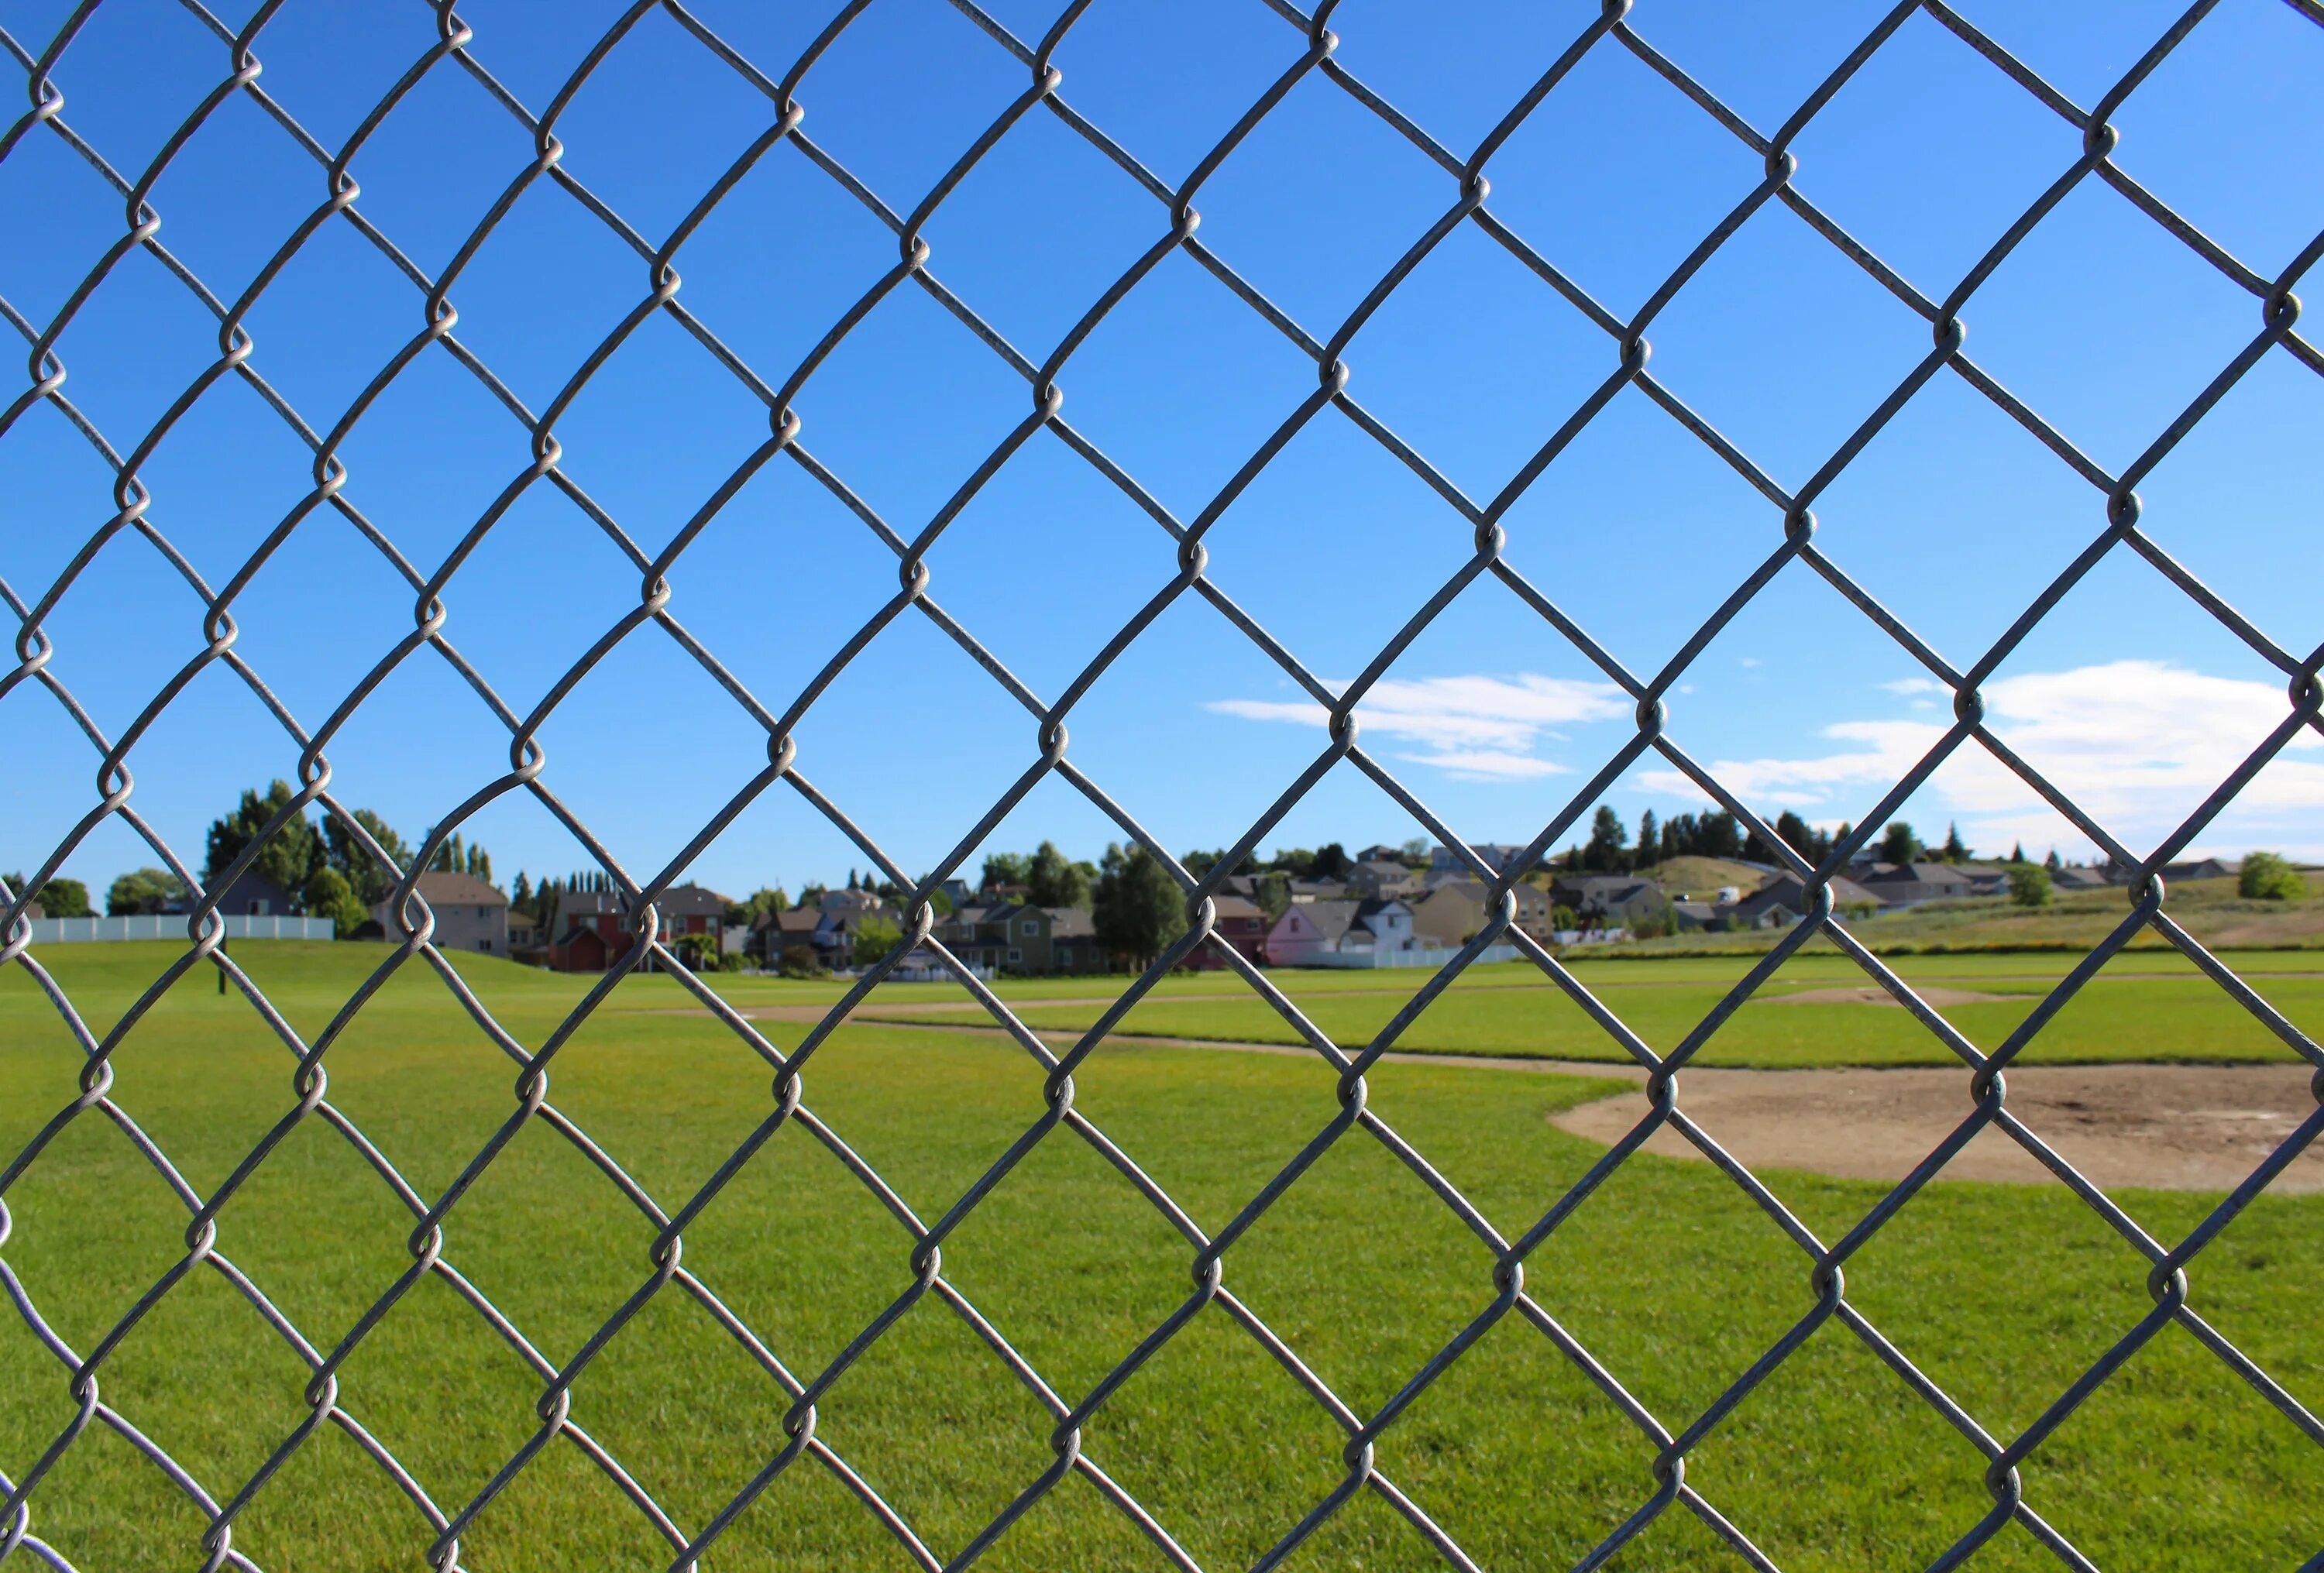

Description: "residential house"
1287 877 1348 903
508 910 543 962
1549 874 1666 934
2051 864 2110 891
1410 880 1556 949
1731 873 1879 929
1429 843 1528 879
1856 861 1979 908
938 904 1096 975
371 870 508 956
204 867 297 920
1952 862 2013 898
752 906 824 967
2104 856 2240 885
1344 859 1423 899
1264 898 1418 966
1187 894 1269 968
1354 844 1411 867
655 883 729 960
549 888 633 972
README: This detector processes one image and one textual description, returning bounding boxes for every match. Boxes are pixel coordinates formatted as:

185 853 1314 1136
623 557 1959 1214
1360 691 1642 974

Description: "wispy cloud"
1207 673 1628 782
1638 661 2324 857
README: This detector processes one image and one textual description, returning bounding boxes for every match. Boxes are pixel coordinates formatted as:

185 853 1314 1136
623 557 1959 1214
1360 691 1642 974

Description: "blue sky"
3 0 2319 906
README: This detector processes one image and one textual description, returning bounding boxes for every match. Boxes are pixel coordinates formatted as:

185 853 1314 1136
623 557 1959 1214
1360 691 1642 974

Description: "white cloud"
1207 673 1627 781
1638 661 2324 857
1881 677 1945 696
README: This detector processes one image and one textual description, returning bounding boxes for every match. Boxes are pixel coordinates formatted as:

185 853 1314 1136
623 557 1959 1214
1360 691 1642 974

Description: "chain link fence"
3 0 2322 1568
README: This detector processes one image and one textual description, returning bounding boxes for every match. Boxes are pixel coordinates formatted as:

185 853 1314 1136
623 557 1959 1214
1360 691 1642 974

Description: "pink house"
1263 898 1416 967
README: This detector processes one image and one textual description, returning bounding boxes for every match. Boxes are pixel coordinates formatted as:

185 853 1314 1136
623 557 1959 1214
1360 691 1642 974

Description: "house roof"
398 871 507 908
1860 861 1975 885
659 883 727 915
1276 899 1357 943
1353 859 1411 878
557 888 625 916
1418 878 1491 906
820 888 882 912
1045 906 1096 938
1556 874 1656 904
1211 895 1264 920
1738 873 1876 912
1288 878 1347 896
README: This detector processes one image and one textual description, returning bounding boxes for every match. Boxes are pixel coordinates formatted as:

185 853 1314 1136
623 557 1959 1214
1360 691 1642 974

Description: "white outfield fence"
19 915 337 944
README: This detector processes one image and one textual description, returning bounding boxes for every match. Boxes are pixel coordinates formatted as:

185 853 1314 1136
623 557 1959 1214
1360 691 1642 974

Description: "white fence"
1294 943 1523 970
20 915 337 943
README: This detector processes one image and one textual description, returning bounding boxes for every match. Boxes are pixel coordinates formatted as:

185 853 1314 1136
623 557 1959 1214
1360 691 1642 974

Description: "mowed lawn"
1 944 2320 1571
854 956 2324 1070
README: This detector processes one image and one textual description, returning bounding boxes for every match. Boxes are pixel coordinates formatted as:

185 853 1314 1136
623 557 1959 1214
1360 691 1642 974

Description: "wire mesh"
2 0 2321 1568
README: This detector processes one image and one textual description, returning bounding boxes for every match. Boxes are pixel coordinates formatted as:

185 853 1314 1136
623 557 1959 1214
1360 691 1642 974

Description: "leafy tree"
851 915 904 967
979 852 1029 891
1635 810 1659 871
208 781 323 905
925 884 954 917
1253 871 1291 921
1878 821 1919 864
1941 823 1969 863
1026 840 1089 908
2009 864 2054 908
322 809 411 905
1400 837 1429 864
304 866 367 936
1310 842 1351 881
1551 903 1578 932
1268 847 1316 878
724 887 789 926
1772 811 1820 865
2240 852 2308 902
797 882 829 910
108 867 187 915
1094 843 1187 970
6 873 92 917
1582 805 1628 872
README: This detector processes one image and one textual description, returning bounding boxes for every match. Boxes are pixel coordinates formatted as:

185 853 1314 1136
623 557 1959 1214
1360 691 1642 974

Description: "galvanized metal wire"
3 0 2322 1568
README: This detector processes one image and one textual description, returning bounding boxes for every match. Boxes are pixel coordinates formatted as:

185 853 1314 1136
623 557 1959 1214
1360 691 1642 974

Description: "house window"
1007 947 1023 963
249 898 269 915
481 940 493 952
1057 946 1073 966
1020 919 1038 936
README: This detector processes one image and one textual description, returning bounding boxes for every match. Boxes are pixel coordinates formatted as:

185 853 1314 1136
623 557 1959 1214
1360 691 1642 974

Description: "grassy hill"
1600 874 2324 957
1626 856 1769 896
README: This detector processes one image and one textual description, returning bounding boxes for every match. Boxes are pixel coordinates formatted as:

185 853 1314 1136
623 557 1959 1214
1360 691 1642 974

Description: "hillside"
1595 874 2324 957
1628 856 1769 896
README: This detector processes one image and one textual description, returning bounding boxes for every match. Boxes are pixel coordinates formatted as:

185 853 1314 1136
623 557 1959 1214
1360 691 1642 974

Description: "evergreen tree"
1941 823 1968 862
1583 805 1628 872
2044 847 2062 872
1635 810 1659 872
1092 843 1187 969
2009 842 2025 866
512 871 531 912
1773 810 1819 864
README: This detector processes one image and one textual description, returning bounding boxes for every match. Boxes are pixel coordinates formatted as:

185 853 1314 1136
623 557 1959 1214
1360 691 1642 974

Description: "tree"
512 871 532 913
1699 811 1742 860
304 866 367 936
797 881 828 910
2008 842 2025 866
2240 852 2308 901
322 808 411 905
979 851 1029 892
1582 805 1628 872
1400 837 1429 864
2044 847 2062 873
108 867 187 915
1026 840 1089 908
1311 842 1351 881
5 873 92 917
851 915 904 967
1268 847 1316 878
1635 810 1659 871
2009 864 2053 908
1772 811 1819 865
1551 903 1578 933
724 887 789 926
777 943 819 978
1878 821 1919 864
1093 843 1187 970
1253 870 1291 921
1941 823 1969 863
208 781 323 905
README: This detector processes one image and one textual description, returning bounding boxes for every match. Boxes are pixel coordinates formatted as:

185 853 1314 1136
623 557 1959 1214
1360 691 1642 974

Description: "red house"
1186 894 1270 969
547 883 729 972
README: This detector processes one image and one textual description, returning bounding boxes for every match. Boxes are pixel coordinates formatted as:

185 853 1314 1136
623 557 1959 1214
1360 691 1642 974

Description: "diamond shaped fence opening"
2 2 2322 1570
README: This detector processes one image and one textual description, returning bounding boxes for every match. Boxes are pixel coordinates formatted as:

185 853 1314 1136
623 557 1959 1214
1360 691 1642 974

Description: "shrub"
2241 852 2307 901
851 916 904 967
2008 865 2053 908
778 944 819 978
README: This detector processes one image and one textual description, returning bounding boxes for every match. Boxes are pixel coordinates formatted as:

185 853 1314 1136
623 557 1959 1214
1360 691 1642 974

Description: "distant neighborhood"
9 782 2309 978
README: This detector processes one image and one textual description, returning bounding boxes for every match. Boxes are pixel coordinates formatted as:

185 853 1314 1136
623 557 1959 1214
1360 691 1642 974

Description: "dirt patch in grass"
1552 1061 2323 1192
1758 984 2018 1008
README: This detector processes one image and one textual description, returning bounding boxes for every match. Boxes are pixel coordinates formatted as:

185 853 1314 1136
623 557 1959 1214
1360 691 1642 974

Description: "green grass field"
3 943 2319 1570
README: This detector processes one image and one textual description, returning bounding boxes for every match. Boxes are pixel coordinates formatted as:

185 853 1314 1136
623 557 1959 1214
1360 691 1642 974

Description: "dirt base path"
699 1011 2323 1194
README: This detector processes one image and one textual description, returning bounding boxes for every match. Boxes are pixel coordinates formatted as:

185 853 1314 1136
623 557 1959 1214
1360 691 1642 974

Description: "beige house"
1410 879 1556 947
373 870 509 956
